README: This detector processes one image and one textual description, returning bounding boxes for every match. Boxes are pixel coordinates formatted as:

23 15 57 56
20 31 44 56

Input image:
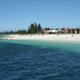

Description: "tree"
76 28 79 34
61 28 65 30
37 24 42 32
45 27 50 30
16 30 27 34
70 28 75 34
34 23 38 33
27 23 42 34
27 23 37 34
67 28 70 34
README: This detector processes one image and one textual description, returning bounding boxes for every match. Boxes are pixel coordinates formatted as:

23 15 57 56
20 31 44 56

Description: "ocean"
0 40 80 80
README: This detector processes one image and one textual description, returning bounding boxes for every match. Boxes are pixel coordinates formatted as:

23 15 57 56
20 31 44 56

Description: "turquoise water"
0 39 80 51
0 40 80 80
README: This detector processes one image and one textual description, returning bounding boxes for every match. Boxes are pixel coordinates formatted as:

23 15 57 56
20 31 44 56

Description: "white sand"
2 34 80 42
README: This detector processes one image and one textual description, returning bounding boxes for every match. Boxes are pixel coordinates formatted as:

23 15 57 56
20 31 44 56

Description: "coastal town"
0 23 80 41
0 23 80 34
42 28 80 34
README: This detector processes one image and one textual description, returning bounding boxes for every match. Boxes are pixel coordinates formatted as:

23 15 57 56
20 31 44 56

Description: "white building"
47 29 60 34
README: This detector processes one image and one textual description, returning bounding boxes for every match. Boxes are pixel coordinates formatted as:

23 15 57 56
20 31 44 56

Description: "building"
47 30 60 34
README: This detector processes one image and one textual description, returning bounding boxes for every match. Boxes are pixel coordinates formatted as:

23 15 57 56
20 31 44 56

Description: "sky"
0 0 80 31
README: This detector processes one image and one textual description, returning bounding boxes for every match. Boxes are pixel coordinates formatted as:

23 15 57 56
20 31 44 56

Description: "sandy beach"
1 34 80 42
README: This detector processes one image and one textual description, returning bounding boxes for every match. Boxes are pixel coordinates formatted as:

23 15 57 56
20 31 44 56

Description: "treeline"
27 23 42 34
0 23 42 34
0 23 80 34
60 28 80 34
0 30 27 34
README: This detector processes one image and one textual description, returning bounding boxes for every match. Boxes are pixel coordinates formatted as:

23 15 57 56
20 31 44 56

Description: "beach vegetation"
27 23 42 34
0 23 80 34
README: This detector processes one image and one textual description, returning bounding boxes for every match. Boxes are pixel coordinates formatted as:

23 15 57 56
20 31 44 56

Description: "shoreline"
1 34 80 43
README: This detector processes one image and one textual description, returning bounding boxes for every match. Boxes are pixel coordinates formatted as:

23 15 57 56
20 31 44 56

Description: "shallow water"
0 40 80 80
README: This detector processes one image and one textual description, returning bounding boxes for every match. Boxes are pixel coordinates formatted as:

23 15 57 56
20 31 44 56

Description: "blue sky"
0 0 80 31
